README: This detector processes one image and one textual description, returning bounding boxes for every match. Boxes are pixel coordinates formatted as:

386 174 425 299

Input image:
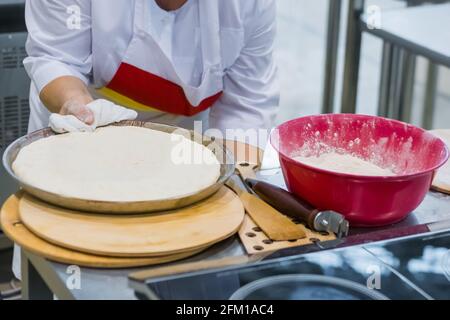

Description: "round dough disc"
12 126 221 202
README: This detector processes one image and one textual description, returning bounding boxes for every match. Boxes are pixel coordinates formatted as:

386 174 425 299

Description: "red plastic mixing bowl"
270 114 449 227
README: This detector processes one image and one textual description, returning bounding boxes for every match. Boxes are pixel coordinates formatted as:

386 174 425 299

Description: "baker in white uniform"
14 0 279 279
25 0 279 143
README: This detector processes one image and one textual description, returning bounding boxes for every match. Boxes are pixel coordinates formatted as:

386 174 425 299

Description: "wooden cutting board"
0 194 206 268
19 187 245 258
239 215 336 255
430 130 450 194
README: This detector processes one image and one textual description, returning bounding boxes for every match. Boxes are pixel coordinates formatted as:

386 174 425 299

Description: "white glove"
49 99 138 134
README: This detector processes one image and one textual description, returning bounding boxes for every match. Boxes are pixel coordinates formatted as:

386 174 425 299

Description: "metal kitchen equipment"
229 274 389 300
131 229 450 300
15 178 450 299
3 121 235 214
0 0 27 250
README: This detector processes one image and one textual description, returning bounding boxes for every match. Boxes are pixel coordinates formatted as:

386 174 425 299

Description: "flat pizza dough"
12 126 221 202
430 129 450 193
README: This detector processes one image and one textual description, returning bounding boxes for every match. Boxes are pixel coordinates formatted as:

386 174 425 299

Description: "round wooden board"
19 187 244 258
0 194 206 268
430 130 450 194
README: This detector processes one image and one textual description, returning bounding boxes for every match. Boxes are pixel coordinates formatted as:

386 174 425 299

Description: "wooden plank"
238 192 306 241
239 215 336 255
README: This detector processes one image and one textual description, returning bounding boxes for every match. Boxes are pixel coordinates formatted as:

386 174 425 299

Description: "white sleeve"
24 0 92 93
209 0 280 148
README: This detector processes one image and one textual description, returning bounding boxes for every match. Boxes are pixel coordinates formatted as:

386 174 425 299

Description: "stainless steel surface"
21 250 56 300
3 121 235 214
378 42 393 117
390 48 416 122
0 4 28 252
17 169 450 300
340 0 365 113
398 50 416 123
0 0 25 34
388 46 402 119
321 0 342 114
229 274 389 300
422 62 438 129
427 218 450 232
0 233 12 251
378 45 416 122
313 211 349 238
361 4 449 126
23 236 245 300
0 0 25 5
360 4 450 69
0 31 29 206
140 229 450 300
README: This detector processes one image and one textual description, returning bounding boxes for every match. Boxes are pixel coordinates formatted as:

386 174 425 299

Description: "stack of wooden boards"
0 188 245 268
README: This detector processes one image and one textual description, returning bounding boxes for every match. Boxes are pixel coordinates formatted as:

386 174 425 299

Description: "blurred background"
0 0 449 298
275 0 450 127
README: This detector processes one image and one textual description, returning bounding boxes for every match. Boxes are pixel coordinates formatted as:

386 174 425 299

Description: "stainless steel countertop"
21 168 450 300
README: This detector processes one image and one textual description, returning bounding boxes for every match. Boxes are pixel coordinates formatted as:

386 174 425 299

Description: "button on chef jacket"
23 0 280 148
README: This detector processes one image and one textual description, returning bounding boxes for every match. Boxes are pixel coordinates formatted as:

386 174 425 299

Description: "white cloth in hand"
49 99 138 134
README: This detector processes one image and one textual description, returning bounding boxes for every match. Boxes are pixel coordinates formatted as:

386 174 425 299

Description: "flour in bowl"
294 152 396 176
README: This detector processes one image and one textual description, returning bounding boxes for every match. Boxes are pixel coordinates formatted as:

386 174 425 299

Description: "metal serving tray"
2 121 235 214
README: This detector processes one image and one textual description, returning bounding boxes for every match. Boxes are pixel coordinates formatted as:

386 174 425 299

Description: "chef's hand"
39 76 95 124
60 98 95 125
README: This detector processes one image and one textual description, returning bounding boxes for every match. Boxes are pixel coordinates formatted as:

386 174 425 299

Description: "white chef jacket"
24 0 280 142
15 0 279 279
